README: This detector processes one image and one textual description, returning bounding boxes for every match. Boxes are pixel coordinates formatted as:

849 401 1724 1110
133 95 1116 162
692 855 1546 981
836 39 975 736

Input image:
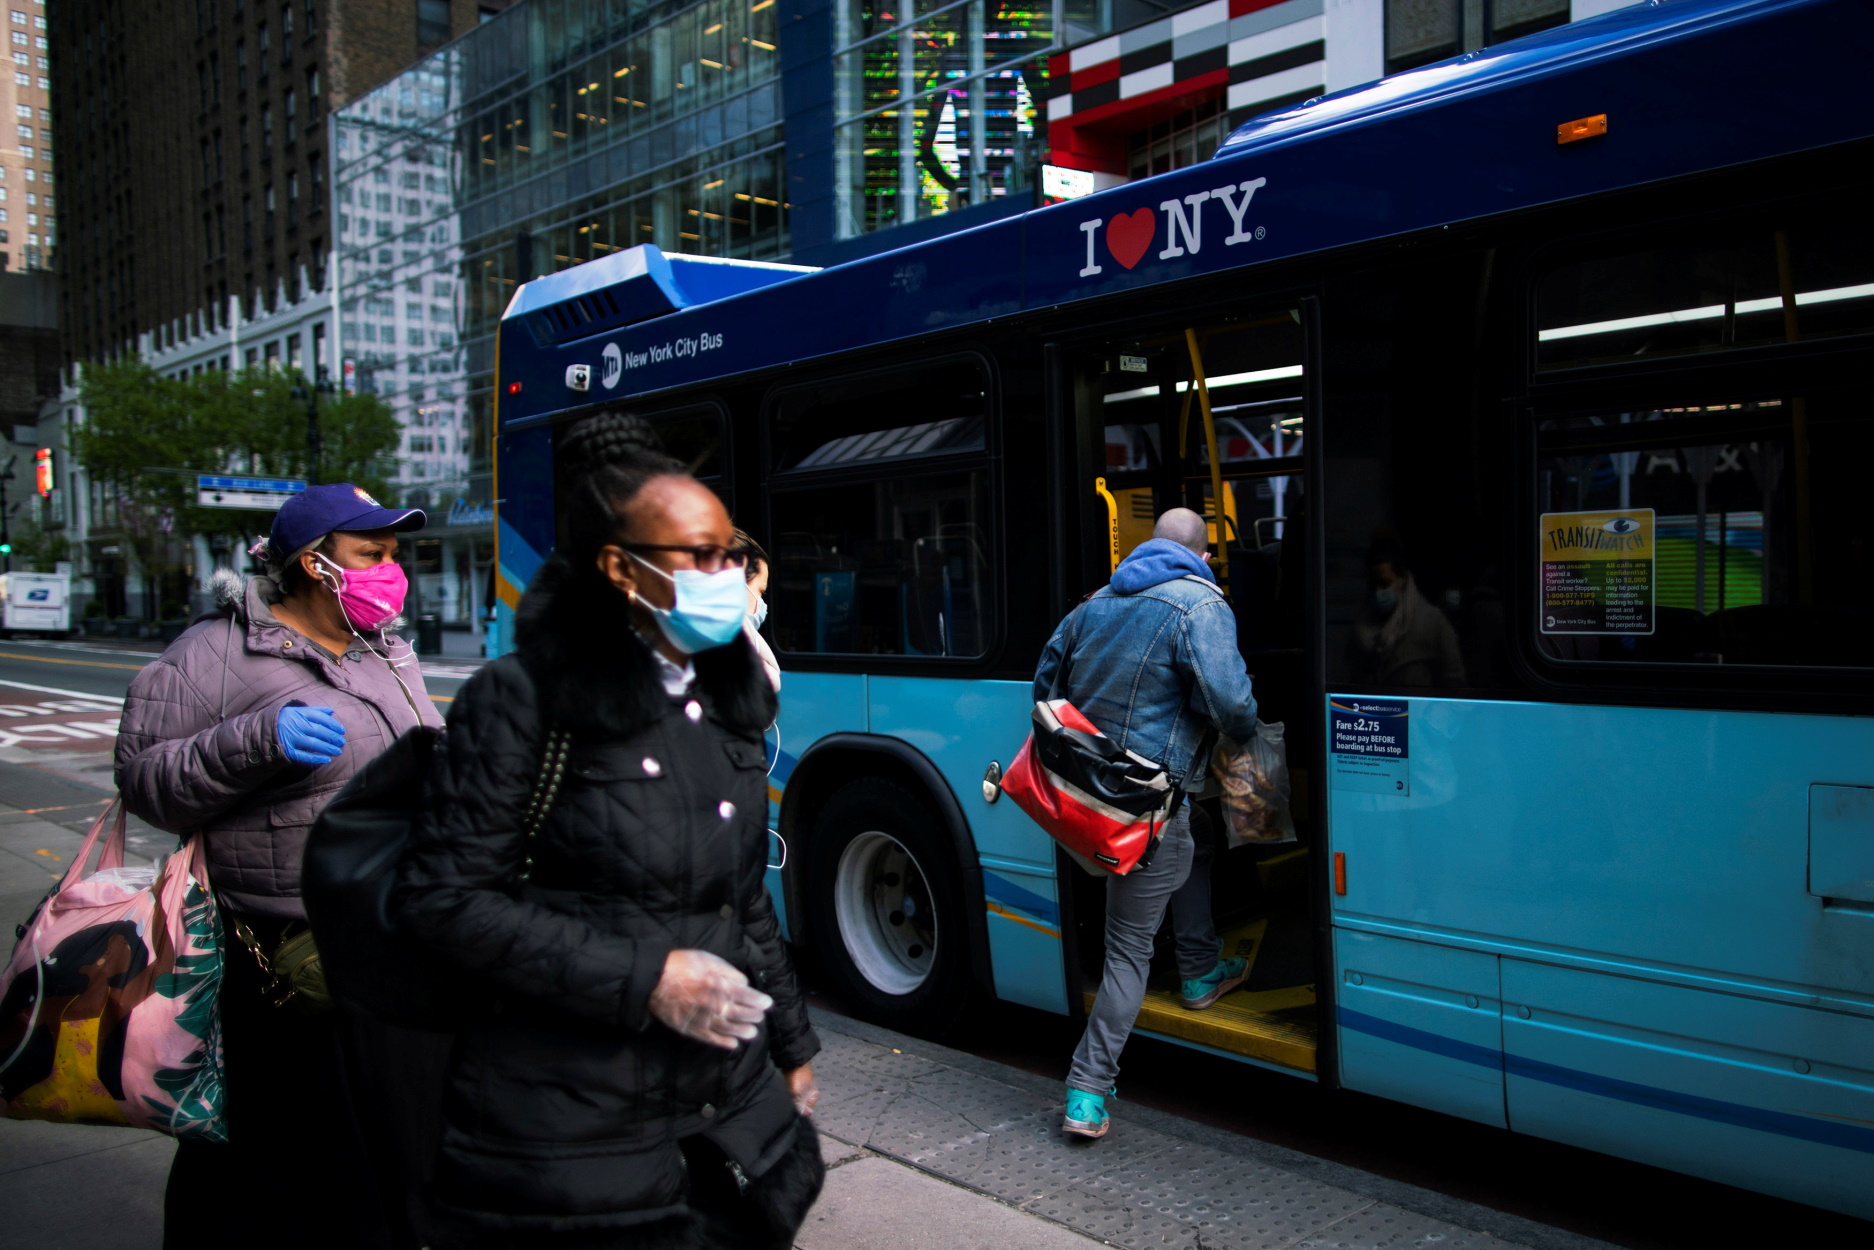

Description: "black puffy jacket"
395 556 817 1232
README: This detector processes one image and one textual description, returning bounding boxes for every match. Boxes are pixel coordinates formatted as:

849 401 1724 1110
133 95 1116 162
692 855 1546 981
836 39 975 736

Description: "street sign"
196 474 307 510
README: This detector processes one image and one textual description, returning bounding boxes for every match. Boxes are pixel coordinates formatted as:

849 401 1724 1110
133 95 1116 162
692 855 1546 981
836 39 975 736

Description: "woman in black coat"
396 421 822 1248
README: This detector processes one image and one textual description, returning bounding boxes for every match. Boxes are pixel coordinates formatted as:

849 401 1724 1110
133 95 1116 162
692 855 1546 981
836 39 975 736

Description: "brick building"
48 0 506 370
0 1 52 274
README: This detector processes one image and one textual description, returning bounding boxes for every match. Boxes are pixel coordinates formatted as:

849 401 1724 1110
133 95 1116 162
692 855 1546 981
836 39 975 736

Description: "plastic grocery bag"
0 802 227 1140
1210 722 1297 846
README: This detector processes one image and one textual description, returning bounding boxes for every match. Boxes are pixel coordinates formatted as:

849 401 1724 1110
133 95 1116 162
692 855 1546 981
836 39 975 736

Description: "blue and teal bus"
489 0 1874 1219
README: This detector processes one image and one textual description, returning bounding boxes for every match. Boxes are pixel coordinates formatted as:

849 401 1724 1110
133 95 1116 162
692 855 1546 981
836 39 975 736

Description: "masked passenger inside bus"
1345 540 1466 689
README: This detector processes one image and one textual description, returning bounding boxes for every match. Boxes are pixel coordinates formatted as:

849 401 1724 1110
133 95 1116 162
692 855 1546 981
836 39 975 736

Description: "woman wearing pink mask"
114 482 443 1249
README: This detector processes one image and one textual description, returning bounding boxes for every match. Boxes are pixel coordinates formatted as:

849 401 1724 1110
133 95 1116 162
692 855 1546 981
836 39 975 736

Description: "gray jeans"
1067 803 1222 1095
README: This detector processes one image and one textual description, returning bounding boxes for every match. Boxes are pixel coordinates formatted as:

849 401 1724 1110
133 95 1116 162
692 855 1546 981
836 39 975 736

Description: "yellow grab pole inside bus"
1185 327 1230 593
1094 476 1121 575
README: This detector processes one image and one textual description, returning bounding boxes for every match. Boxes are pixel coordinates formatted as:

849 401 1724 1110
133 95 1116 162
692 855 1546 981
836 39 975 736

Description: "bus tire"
806 777 969 1037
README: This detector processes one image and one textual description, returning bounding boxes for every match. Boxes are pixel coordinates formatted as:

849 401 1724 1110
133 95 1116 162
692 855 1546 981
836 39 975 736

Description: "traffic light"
0 543 12 555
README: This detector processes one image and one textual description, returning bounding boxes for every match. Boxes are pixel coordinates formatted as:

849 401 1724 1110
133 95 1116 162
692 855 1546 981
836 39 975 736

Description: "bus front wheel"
807 778 969 1036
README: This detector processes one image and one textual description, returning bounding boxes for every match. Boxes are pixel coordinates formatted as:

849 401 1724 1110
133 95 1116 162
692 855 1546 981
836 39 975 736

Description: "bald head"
1154 508 1209 555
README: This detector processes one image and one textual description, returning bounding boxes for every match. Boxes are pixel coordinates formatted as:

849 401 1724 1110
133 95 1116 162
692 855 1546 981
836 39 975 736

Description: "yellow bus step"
1083 985 1318 1074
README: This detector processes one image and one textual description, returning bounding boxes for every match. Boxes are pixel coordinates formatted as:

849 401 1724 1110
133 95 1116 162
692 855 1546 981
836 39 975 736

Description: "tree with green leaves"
71 359 402 615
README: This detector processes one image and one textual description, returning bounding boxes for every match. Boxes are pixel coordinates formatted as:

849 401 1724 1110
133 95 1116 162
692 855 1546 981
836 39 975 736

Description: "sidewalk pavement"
0 1003 1614 1250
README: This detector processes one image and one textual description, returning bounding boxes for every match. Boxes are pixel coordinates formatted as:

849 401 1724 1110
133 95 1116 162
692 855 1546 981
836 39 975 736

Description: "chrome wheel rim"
833 831 938 996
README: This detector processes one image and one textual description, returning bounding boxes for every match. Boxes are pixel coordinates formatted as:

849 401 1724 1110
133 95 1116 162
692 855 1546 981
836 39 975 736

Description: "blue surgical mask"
629 552 749 655
748 595 769 631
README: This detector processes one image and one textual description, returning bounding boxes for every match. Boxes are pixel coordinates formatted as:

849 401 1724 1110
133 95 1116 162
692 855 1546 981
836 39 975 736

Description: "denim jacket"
1032 542 1258 791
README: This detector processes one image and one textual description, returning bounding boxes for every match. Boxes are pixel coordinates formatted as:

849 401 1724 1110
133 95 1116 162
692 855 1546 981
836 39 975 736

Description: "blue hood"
1111 539 1216 594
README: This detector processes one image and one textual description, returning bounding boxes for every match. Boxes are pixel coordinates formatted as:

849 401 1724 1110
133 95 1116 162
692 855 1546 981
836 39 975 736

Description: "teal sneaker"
1181 956 1248 1010
1063 1087 1113 1139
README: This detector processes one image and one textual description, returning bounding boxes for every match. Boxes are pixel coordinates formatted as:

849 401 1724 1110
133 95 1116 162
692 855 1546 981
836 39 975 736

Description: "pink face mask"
315 554 408 631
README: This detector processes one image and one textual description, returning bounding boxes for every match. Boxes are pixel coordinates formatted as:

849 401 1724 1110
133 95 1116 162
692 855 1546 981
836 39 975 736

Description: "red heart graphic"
1105 208 1157 270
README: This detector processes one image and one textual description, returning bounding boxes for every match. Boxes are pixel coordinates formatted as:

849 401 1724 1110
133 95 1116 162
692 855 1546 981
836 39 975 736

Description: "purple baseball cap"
268 482 425 563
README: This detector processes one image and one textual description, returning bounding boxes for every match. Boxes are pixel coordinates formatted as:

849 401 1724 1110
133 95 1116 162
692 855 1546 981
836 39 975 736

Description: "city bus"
487 0 1874 1219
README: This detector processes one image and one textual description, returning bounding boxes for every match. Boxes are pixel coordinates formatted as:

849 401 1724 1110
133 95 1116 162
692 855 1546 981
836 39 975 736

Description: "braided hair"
558 412 688 573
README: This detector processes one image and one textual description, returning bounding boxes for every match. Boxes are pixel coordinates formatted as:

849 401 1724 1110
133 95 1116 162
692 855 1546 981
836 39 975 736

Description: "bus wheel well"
779 735 994 997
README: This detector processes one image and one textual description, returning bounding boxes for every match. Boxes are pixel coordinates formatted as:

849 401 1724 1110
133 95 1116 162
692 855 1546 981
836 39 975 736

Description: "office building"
42 0 504 621
0 1 52 274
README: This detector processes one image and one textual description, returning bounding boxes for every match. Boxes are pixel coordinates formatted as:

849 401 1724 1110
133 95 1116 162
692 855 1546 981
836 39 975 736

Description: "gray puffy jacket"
114 573 444 917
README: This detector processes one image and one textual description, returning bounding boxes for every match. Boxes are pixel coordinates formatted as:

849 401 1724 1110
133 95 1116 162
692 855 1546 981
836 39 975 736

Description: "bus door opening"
1067 309 1319 1077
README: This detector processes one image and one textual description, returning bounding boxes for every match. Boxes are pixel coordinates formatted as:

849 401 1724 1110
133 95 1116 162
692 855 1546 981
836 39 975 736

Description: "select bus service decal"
1329 698 1409 797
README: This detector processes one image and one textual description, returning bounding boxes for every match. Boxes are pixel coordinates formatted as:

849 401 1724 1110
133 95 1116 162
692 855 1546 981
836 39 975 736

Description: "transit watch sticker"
1539 509 1655 635
1329 699 1409 796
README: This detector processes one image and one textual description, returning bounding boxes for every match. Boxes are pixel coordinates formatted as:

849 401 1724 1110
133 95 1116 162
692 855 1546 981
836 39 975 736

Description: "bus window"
1535 198 1874 371
770 357 986 472
1322 262 1512 693
766 357 995 659
552 402 728 499
652 404 728 484
1534 389 1874 668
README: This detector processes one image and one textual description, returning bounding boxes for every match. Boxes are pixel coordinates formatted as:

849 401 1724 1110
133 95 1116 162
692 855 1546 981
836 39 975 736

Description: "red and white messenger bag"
1001 697 1177 876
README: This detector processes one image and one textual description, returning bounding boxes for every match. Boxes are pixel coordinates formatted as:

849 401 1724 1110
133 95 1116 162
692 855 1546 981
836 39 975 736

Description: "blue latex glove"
276 705 347 766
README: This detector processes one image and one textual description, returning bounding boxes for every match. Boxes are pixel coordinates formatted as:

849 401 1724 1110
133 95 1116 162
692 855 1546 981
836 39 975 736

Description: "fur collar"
514 553 775 742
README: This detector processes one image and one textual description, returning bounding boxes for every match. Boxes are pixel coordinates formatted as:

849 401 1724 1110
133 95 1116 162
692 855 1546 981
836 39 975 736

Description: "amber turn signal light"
1557 114 1607 145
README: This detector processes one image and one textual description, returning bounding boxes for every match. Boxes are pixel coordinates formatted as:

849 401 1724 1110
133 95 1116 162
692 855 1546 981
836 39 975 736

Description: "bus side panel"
493 425 556 614
768 672 871 941
868 675 1067 1014
1329 696 1874 1214
1501 960 1874 1221
1335 930 1506 1128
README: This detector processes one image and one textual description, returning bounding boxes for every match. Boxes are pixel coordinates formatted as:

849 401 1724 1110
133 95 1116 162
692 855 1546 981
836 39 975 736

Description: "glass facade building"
331 0 790 623
830 0 1060 237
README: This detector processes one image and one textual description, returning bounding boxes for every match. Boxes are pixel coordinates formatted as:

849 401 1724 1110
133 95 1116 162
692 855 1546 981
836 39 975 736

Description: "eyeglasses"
617 542 752 573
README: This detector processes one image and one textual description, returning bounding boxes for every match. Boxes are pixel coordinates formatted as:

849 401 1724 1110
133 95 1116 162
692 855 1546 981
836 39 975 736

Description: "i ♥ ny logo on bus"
1077 176 1267 278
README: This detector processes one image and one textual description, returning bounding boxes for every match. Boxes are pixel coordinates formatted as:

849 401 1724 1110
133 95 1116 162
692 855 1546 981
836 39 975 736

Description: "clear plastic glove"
276 705 347 766
648 949 773 1051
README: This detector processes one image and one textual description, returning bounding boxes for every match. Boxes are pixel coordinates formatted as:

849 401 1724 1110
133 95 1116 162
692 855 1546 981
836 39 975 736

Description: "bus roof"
497 0 1870 426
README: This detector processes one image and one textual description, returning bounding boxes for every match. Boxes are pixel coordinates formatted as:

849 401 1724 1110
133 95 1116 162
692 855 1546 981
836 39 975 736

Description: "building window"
1127 99 1230 181
308 155 323 213
265 185 275 237
236 41 246 92
281 3 291 45
417 0 449 45
306 67 319 113
285 89 296 142
7 12 21 25
1384 0 1568 75
262 105 272 153
258 23 268 63
287 171 298 224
